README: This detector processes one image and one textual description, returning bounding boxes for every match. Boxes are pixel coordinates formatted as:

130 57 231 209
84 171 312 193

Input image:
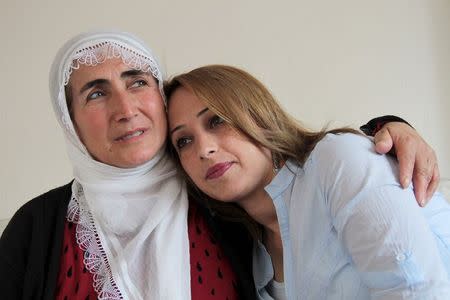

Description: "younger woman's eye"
130 79 148 88
175 137 192 150
209 115 224 128
87 90 104 101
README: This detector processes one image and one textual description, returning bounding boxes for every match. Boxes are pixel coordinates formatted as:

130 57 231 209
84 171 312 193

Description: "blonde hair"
164 65 359 238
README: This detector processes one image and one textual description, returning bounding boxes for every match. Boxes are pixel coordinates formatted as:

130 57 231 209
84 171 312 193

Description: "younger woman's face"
168 87 274 203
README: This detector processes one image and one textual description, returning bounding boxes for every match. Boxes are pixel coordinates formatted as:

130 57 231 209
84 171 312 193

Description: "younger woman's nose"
198 135 218 160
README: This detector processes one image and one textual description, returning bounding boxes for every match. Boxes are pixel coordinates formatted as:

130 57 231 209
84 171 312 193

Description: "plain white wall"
1 0 449 220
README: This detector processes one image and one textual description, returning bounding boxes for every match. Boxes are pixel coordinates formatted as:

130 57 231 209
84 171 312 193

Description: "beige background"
1 0 449 220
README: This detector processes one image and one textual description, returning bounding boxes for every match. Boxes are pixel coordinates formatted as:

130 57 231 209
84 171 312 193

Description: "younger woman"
165 65 450 299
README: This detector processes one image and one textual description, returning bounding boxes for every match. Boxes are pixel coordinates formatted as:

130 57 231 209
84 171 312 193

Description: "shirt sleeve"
313 133 450 299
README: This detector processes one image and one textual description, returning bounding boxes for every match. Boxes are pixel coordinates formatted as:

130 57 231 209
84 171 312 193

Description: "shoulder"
15 181 73 217
4 181 73 235
304 133 401 209
1 181 73 248
308 133 397 181
311 133 376 163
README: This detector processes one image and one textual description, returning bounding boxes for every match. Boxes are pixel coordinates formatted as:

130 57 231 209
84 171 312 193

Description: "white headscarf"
49 31 190 300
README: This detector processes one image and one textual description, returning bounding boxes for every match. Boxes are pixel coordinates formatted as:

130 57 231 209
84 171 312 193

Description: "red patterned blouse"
55 200 239 299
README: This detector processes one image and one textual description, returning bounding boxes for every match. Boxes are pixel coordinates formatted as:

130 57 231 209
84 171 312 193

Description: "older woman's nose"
112 91 138 122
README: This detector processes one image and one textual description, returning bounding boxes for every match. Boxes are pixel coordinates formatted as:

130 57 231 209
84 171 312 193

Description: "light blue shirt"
255 133 450 299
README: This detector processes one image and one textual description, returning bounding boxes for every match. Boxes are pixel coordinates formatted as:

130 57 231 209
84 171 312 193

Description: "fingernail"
401 177 410 188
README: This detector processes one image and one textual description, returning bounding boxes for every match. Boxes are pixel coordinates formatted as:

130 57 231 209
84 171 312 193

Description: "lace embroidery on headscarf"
62 41 161 86
67 182 123 300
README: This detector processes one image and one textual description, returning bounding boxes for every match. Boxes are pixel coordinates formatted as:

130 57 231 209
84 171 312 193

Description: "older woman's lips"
115 129 146 142
206 162 233 180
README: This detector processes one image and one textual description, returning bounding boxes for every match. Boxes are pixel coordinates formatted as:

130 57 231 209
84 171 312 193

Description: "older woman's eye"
87 90 105 101
130 79 148 88
209 115 224 128
176 137 192 150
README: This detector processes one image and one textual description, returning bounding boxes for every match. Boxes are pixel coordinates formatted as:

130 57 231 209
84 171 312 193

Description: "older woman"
0 31 252 300
0 31 441 299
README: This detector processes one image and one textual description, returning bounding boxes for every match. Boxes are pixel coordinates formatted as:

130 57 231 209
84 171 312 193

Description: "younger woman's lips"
205 162 233 180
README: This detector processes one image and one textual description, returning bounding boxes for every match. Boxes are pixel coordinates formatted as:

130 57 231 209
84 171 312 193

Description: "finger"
425 164 440 202
412 166 432 207
373 128 393 154
396 145 415 188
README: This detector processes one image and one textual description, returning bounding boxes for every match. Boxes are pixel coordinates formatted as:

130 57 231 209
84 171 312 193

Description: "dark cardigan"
0 182 256 299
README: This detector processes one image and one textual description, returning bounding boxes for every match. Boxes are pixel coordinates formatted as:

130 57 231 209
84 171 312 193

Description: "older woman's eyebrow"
170 107 210 136
79 79 108 95
78 70 150 95
121 69 149 78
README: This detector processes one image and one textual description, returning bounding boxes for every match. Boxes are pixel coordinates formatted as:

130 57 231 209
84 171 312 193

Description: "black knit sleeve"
360 115 412 137
0 200 34 299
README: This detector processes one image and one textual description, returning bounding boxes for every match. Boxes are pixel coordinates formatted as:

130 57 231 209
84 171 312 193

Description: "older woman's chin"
109 150 162 168
90 144 163 168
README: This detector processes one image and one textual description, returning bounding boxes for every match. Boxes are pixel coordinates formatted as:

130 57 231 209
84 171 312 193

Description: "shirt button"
396 253 406 261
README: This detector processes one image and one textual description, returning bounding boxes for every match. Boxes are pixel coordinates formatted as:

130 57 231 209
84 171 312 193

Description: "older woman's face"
69 58 167 168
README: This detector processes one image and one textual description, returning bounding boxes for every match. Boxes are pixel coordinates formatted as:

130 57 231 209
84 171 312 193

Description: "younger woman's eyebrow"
196 107 209 117
170 108 210 136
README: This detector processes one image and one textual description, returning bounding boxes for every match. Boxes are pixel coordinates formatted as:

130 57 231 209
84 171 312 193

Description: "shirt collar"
265 160 301 199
